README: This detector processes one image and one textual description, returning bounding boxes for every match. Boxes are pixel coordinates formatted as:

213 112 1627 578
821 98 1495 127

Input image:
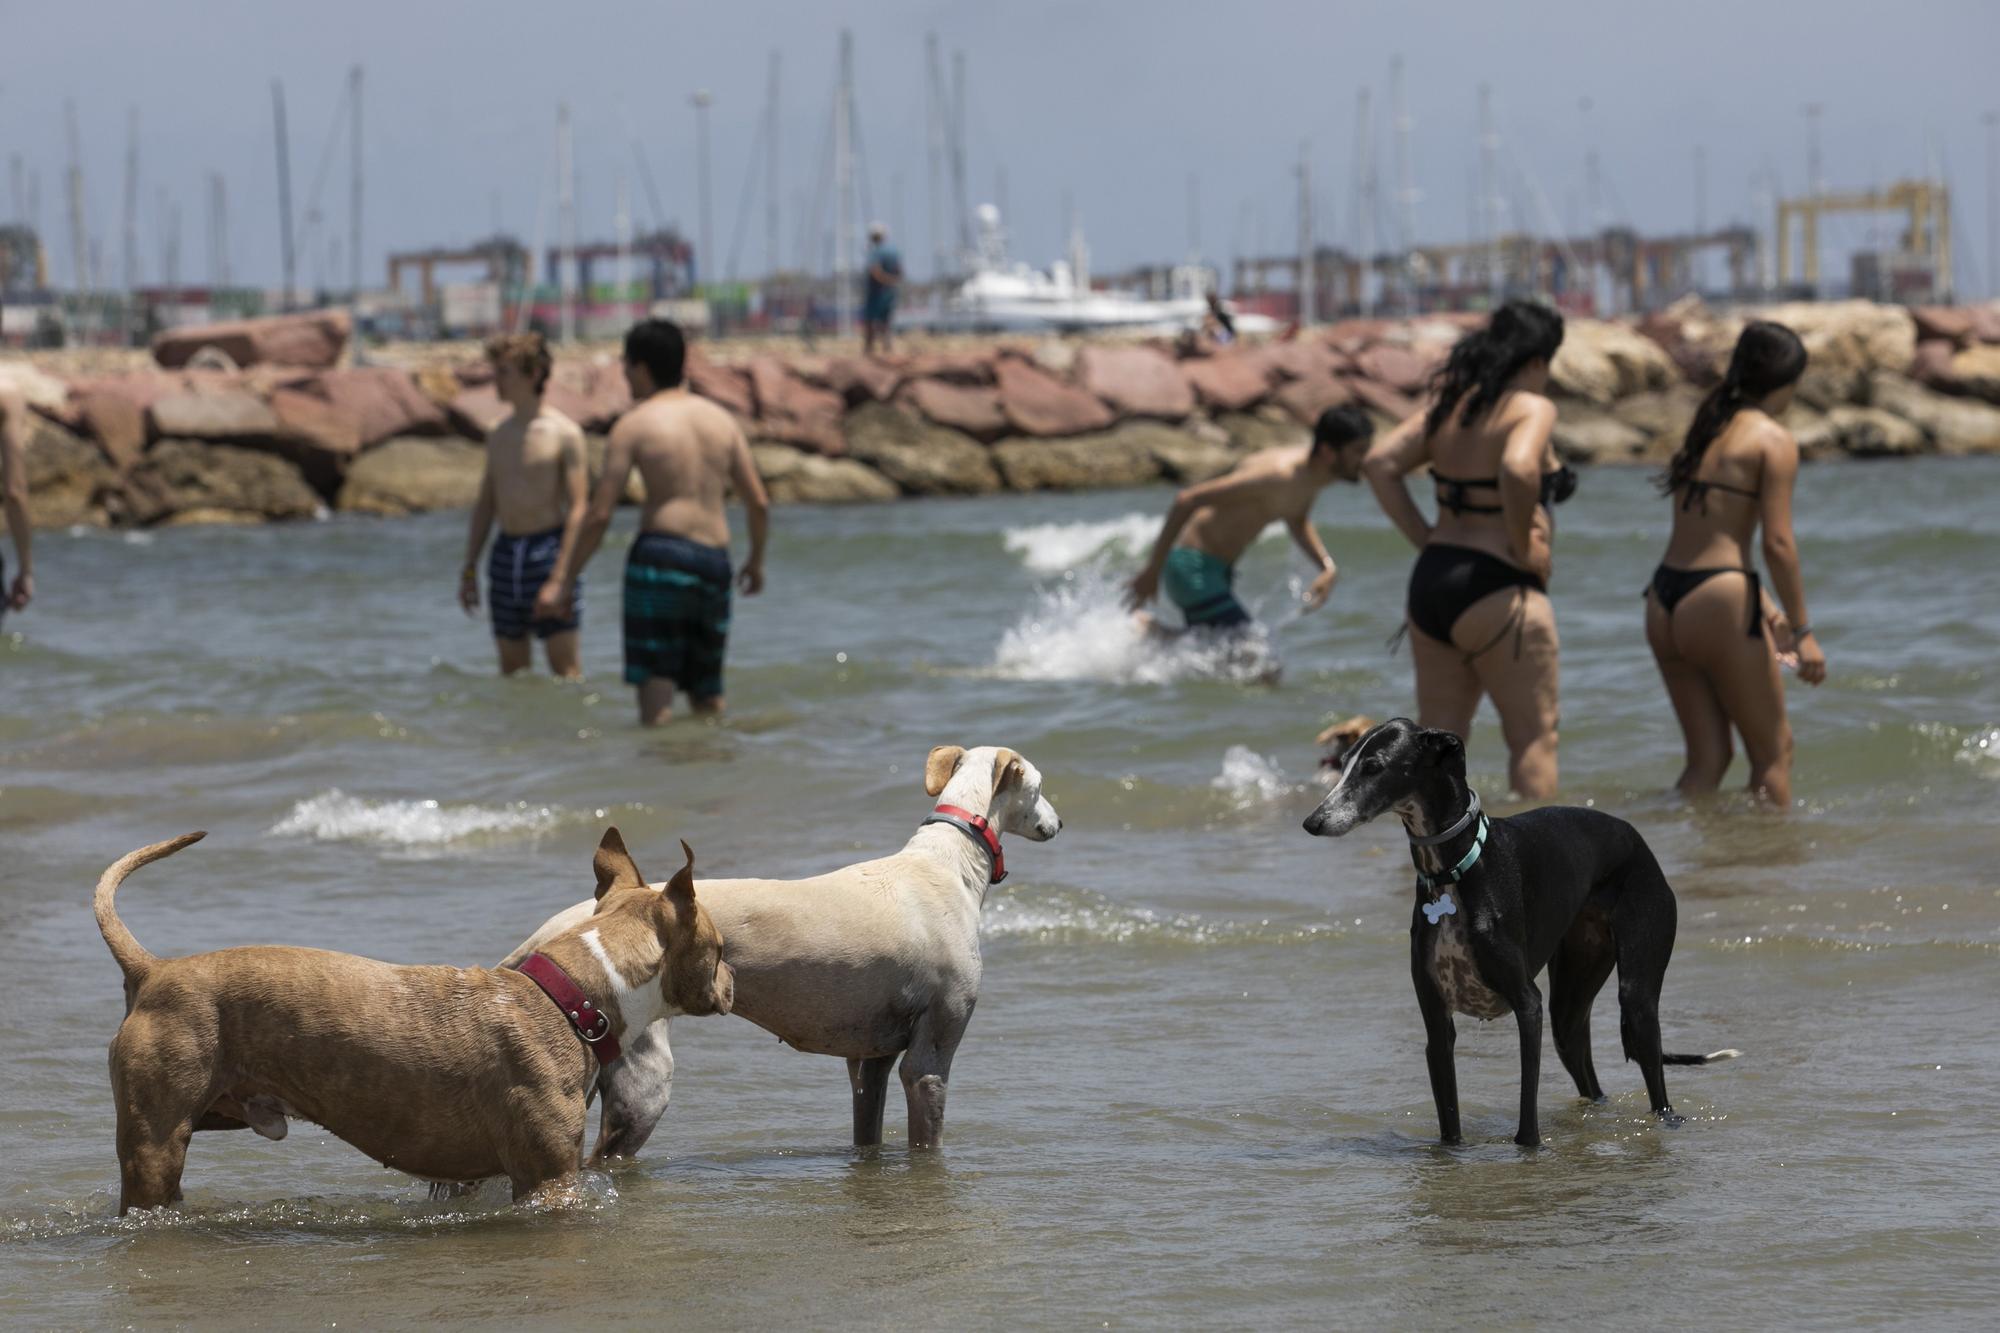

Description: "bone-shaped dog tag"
1423 893 1457 925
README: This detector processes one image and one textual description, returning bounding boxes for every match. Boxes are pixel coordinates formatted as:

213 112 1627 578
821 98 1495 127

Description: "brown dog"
97 828 733 1213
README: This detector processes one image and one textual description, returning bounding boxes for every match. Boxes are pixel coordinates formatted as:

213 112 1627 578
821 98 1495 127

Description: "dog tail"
1663 1048 1742 1066
95 832 205 982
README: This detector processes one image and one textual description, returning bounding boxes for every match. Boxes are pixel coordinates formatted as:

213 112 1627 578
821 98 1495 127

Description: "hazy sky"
4 0 1998 297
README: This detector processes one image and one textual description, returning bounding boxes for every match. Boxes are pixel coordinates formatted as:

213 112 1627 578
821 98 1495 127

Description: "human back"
625 390 742 548
1423 390 1558 568
1659 407 1773 570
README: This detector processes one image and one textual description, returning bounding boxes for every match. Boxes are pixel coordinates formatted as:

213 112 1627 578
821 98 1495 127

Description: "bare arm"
459 462 496 614
728 425 770 595
1361 409 1433 550
1285 513 1339 611
1758 424 1825 684
568 418 637 577
0 393 31 611
543 422 591 588
1498 397 1556 581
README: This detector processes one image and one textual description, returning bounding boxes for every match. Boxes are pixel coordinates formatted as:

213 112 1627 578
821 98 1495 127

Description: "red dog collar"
516 952 622 1066
922 804 1007 884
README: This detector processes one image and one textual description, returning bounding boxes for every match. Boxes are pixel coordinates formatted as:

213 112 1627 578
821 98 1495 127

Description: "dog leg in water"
1411 943 1463 1144
849 1055 897 1148
1510 983 1545 1147
589 1022 675 1165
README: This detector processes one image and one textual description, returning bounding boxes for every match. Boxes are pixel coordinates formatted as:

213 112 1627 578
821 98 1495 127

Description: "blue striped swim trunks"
488 526 581 640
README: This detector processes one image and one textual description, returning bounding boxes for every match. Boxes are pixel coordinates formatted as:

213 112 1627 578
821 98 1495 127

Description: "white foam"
1956 726 2000 774
1210 745 1293 807
270 789 560 847
990 573 1279 685
1000 513 1160 575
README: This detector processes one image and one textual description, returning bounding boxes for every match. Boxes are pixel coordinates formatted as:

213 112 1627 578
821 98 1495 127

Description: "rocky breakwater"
9 299 2000 529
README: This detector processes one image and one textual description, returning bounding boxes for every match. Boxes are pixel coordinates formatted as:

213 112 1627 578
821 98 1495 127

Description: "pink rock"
1249 340 1337 384
269 387 364 492
447 384 510 440
994 358 1116 437
67 372 183 470
1345 377 1419 422
816 356 903 404
152 309 352 370
1911 306 1974 345
1273 373 1356 425
312 367 448 448
898 378 1008 440
1179 351 1269 412
1074 344 1195 419
685 351 755 418
900 349 1000 386
149 386 282 441
1320 318 1394 355
543 361 633 433
1969 306 2000 346
1354 344 1434 395
747 358 847 455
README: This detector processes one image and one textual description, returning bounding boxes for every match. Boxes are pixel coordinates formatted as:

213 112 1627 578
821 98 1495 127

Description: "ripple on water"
268 789 566 851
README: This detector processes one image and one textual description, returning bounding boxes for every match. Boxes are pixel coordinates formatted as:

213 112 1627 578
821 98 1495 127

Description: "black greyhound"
1303 718 1736 1146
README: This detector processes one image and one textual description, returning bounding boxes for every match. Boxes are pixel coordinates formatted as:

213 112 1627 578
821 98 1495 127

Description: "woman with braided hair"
1644 320 1826 807
1364 299 1572 798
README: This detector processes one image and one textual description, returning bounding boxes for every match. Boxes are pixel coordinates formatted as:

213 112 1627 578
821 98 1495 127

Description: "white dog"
504 744 1062 1154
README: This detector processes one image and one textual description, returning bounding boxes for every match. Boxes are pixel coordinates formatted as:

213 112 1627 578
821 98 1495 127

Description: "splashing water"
999 513 1161 575
1210 745 1295 808
990 572 1280 685
270 789 562 848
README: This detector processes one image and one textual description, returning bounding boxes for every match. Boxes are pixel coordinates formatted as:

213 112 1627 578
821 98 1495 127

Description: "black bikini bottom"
1405 544 1545 659
1647 564 1762 637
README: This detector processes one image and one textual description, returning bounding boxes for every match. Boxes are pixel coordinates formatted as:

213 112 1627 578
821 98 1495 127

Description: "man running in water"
563 319 770 726
1126 406 1372 633
459 332 588 677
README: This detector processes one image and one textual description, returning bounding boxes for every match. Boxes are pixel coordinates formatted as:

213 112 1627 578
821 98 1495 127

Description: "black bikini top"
1677 474 1760 513
1433 465 1577 516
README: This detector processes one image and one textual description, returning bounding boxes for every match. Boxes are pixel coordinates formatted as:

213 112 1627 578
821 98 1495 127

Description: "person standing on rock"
1362 299 1570 800
458 332 589 678
1125 405 1372 636
564 318 769 727
1645 320 1824 807
0 381 32 628
862 223 902 357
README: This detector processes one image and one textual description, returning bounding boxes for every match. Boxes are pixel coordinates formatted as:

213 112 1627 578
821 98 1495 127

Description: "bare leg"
543 630 583 681
496 637 532 676
1472 590 1560 800
1646 594 1734 792
690 694 726 718
1674 576 1793 807
637 678 676 727
1408 624 1482 741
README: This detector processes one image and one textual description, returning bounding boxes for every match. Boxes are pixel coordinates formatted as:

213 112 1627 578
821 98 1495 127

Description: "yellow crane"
1775 180 1951 298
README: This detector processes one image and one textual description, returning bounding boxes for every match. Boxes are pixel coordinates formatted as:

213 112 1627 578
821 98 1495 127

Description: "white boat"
911 205 1276 337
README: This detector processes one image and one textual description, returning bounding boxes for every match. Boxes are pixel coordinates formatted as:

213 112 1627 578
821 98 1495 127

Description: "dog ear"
990 747 1024 793
593 827 647 901
1423 729 1466 767
924 745 966 797
663 839 697 908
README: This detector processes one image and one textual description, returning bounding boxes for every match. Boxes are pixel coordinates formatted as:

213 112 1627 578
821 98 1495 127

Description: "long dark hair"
1423 299 1565 438
1658 320 1807 495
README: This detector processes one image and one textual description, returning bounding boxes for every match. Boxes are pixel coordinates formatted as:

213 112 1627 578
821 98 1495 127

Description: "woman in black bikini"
1364 300 1570 798
1646 320 1825 807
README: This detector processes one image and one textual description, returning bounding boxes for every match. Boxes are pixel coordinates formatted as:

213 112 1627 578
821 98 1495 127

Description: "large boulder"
0 361 72 415
1868 371 2000 455
1947 345 2000 403
1273 373 1355 426
1550 319 1677 404
750 442 897 503
268 387 364 494
813 356 903 404
311 367 448 447
1968 304 2000 346
20 415 115 527
1610 384 1705 455
335 436 488 515
1353 343 1435 395
68 373 182 472
447 383 510 439
841 402 1000 495
897 378 1008 440
1179 351 1269 411
1121 422 1237 482
119 439 323 525
1911 306 1975 345
543 360 632 433
1912 338 1959 387
148 385 281 441
1751 301 1917 379
1788 404 1841 461
152 309 351 370
685 351 755 417
1074 344 1195 419
1214 405 1303 454
747 358 846 455
1247 339 1339 384
1823 405 1927 458
1551 405 1651 465
990 424 1167 491
1344 377 1419 422
994 358 1116 437
900 349 1000 385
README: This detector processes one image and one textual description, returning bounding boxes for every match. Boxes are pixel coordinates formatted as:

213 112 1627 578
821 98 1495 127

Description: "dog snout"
1303 798 1357 838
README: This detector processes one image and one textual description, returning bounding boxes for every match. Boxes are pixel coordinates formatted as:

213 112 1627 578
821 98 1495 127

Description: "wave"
1000 512 1160 575
989 573 1280 685
269 789 563 848
1210 745 1298 808
982 884 1349 947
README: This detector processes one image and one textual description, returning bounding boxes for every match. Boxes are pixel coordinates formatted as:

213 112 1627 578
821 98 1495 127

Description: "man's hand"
458 567 479 616
1302 565 1337 612
532 578 570 623
738 562 764 596
1124 567 1160 611
7 571 31 612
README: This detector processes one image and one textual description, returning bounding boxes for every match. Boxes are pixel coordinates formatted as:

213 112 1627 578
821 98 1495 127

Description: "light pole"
691 90 713 296
1986 110 1999 301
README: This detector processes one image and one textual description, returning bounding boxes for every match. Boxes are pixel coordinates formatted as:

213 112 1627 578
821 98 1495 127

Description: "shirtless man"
563 319 770 726
0 381 33 628
1125 406 1372 632
458 333 588 678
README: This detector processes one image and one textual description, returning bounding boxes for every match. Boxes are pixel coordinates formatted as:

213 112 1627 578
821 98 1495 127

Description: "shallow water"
3 460 1998 1327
